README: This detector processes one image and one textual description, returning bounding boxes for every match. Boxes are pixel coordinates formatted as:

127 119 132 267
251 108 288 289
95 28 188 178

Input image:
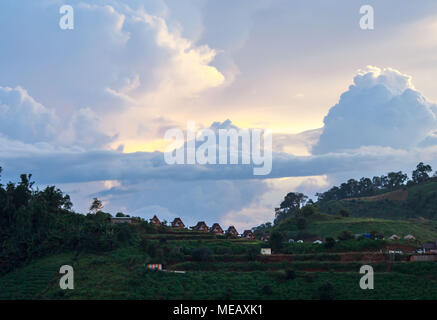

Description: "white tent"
389 234 400 240
404 234 416 241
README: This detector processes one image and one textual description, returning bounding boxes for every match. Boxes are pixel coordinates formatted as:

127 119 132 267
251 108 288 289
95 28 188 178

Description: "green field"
274 213 437 242
1 250 437 300
319 179 437 220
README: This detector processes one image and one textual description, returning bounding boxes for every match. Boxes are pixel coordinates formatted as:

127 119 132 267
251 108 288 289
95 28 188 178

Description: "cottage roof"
211 223 223 230
242 230 254 236
172 217 184 224
192 221 208 229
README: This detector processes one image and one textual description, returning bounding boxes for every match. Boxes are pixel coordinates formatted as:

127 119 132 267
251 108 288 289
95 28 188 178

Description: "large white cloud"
313 67 437 154
0 1 225 115
4 1 437 229
0 86 59 143
0 86 113 149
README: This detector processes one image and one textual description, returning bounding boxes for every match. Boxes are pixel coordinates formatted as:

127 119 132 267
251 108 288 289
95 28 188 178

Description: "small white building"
260 248 272 255
313 240 323 244
297 240 304 243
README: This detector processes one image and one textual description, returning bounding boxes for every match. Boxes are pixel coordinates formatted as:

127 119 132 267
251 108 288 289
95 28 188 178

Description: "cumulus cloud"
0 85 113 150
63 108 116 149
0 86 59 143
4 1 437 229
0 1 225 114
313 67 437 154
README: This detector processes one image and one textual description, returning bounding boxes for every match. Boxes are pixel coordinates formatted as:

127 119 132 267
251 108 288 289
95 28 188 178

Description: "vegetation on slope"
319 179 437 220
2 250 437 300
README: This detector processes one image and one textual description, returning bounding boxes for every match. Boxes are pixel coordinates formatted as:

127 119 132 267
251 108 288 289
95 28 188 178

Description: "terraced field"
2 248 437 300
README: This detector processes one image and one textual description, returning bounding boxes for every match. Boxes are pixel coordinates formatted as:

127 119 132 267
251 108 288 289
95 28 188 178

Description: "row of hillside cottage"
111 215 256 240
110 215 437 252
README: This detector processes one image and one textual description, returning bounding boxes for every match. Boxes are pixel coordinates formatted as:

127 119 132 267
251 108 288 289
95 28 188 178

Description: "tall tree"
90 198 103 213
412 162 432 184
386 171 408 190
274 192 308 224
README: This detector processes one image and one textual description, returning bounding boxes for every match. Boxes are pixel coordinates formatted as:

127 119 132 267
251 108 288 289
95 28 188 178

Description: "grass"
276 215 437 242
0 253 75 299
319 179 437 220
2 248 437 300
309 218 437 242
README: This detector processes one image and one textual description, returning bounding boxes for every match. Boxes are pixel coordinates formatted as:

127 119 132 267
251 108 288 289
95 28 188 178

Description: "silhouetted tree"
90 197 103 213
412 162 432 184
274 192 308 224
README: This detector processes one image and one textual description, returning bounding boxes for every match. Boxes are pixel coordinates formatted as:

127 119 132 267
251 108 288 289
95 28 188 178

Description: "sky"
1 0 437 230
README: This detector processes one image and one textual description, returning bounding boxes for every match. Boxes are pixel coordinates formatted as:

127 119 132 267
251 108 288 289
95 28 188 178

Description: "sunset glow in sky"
2 0 437 229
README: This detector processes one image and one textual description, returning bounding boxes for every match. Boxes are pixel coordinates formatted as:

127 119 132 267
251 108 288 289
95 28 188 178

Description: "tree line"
268 162 435 225
0 168 156 275
316 162 434 202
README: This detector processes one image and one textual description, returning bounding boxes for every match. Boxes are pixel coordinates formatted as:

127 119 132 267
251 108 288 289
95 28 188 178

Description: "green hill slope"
318 179 437 220
274 214 437 242
3 248 437 300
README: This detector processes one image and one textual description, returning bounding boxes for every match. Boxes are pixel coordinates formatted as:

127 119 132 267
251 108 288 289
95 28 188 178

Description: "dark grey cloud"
0 143 428 185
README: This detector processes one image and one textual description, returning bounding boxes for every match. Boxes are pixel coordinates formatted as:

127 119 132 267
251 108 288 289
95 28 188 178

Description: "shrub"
247 247 260 261
324 237 336 249
141 240 158 257
269 231 284 251
304 274 314 283
370 230 384 240
338 230 354 241
301 205 316 217
285 269 296 280
191 247 213 262
214 246 232 255
261 284 273 295
219 288 233 300
316 281 335 300
139 237 149 252
115 224 132 243
339 209 350 217
296 218 307 230
167 247 185 263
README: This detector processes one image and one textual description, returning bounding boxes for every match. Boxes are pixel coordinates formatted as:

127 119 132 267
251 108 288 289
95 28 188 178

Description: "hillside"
318 179 437 220
273 213 437 242
3 245 437 300
2 171 437 300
